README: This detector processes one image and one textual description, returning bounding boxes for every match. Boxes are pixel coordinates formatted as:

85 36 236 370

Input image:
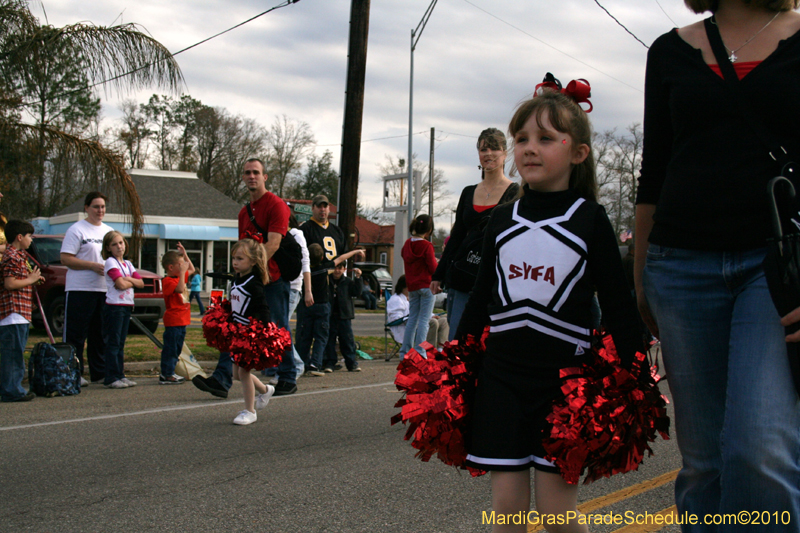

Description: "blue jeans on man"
102 305 132 384
0 323 29 401
644 245 800 530
296 301 330 371
288 288 305 379
160 325 186 377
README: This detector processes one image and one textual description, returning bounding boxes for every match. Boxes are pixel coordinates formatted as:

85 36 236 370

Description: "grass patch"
23 329 397 362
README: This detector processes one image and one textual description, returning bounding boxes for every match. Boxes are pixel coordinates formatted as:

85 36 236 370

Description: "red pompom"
542 331 671 485
391 328 490 477
201 297 292 371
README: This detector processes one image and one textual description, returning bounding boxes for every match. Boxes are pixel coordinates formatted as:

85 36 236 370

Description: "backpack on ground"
29 342 80 397
246 203 303 280
29 289 81 397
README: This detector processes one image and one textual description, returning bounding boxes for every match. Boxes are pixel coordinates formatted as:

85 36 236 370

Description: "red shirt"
238 192 290 282
162 272 190 327
401 238 438 292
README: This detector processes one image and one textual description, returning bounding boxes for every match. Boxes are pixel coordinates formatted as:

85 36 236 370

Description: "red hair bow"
534 73 593 113
242 230 264 244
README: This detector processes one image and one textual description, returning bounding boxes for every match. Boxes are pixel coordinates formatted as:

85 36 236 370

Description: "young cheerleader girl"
101 231 144 389
229 238 275 426
399 214 437 359
456 81 644 532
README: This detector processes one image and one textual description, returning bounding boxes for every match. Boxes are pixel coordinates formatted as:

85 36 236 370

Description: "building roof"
355 216 394 245
56 170 243 220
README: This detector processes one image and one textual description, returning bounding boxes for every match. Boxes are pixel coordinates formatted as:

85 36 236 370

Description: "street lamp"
407 0 438 229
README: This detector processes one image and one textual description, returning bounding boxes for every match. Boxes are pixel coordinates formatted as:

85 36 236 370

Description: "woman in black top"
636 0 800 524
430 128 518 340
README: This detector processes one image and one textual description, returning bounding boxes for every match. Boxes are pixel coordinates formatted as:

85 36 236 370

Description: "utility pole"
338 0 371 251
428 127 434 218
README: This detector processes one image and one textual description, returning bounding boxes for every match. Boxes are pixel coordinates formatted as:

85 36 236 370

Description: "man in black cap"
299 194 349 372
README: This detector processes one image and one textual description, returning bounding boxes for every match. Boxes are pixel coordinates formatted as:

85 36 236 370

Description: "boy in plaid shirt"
0 220 42 402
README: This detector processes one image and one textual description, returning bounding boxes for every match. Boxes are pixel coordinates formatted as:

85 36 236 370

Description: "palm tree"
0 0 184 245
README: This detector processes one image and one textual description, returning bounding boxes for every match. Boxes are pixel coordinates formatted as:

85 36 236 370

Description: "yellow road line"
610 506 678 533
527 470 679 533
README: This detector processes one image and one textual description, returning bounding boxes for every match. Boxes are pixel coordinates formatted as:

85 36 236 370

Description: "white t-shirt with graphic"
61 219 113 292
104 257 138 306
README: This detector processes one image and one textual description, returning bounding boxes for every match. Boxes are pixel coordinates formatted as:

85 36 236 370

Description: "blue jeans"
0 323 29 401
64 291 105 381
102 305 132 384
446 288 470 341
288 288 304 379
189 291 205 314
160 325 186 377
326 317 358 370
400 288 436 358
263 277 295 384
644 245 800 531
363 291 377 310
295 301 330 370
211 351 233 391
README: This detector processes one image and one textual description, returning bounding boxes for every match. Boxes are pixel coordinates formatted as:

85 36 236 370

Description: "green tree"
285 150 339 202
0 0 183 240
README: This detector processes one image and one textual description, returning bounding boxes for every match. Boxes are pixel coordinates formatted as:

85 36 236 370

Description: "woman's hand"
430 280 442 295
91 262 104 275
781 308 800 342
636 285 659 340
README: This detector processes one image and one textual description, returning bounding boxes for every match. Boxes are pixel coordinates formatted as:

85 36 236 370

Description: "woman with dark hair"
636 0 800 524
399 214 437 359
430 128 518 339
60 192 113 386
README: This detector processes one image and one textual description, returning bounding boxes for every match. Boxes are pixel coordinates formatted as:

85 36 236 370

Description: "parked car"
353 262 393 307
28 235 165 335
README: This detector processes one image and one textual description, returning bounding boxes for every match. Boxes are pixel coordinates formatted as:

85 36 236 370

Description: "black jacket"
329 274 362 320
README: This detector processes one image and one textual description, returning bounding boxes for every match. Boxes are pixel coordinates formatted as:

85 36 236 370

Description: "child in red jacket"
399 214 437 359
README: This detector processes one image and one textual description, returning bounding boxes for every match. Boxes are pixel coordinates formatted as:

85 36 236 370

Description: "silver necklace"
712 12 781 63
481 180 501 199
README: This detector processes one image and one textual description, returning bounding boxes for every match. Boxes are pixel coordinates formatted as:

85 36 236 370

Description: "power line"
318 130 429 147
593 0 649 49
460 0 643 94
653 0 679 27
19 0 300 108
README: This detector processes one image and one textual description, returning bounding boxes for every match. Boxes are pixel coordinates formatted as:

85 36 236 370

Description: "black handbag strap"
704 17 795 177
245 203 266 236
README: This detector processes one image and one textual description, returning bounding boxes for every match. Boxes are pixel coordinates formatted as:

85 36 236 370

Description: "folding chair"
384 288 405 362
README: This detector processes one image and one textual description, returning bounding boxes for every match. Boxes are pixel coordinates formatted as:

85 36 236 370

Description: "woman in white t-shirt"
60 192 113 386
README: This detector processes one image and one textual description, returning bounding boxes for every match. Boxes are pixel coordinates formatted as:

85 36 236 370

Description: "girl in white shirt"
101 231 143 389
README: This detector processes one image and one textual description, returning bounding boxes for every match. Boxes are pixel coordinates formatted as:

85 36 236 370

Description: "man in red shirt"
194 158 297 398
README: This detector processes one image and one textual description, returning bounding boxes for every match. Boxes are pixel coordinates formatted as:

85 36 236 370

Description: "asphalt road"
0 354 684 533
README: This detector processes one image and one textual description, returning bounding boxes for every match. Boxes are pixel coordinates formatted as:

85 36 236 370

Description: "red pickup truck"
29 235 165 335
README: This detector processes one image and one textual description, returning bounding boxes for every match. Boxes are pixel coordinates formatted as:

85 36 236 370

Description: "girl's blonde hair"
508 89 597 202
101 231 128 260
232 238 269 284
684 0 799 13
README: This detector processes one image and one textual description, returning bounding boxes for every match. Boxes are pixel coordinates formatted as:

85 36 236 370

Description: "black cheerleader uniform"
456 187 643 473
230 270 270 325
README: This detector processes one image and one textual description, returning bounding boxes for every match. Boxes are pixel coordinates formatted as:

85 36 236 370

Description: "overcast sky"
38 0 704 223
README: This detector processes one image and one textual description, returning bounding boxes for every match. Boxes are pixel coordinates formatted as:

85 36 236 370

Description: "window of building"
379 252 387 265
137 238 158 273
212 241 231 290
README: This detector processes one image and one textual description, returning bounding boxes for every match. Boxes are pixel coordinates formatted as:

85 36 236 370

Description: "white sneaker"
256 384 275 410
121 378 137 387
105 379 129 389
80 377 89 387
233 410 257 425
